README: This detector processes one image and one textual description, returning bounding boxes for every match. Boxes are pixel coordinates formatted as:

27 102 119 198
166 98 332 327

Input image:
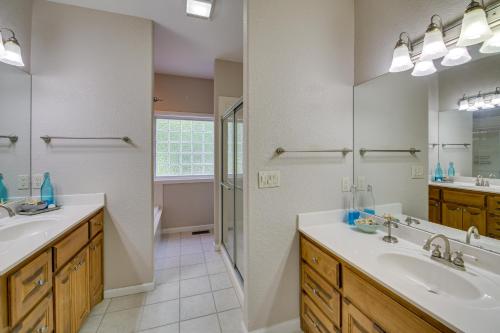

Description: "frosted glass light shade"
421 29 448 61
467 98 478 111
457 5 493 47
493 91 500 105
480 27 500 53
389 44 414 72
411 60 436 77
441 47 472 66
475 95 485 109
186 0 213 18
0 31 5 56
0 38 24 67
458 99 469 111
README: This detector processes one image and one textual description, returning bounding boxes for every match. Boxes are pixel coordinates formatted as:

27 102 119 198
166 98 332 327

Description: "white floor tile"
204 251 223 263
79 314 103 333
180 253 205 266
156 256 180 270
139 323 179 333
89 299 110 316
218 309 245 333
181 245 203 255
213 289 240 312
180 293 216 321
146 282 179 305
209 272 232 291
97 307 142 333
180 276 211 298
107 293 145 313
180 264 208 280
156 267 181 284
139 299 180 331
180 314 221 333
206 260 226 275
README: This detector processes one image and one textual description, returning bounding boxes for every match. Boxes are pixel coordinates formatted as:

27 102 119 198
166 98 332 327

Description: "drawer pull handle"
34 279 46 287
312 257 319 264
37 326 48 333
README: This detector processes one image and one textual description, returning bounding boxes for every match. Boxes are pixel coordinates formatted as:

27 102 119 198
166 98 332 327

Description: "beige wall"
354 0 497 84
213 59 243 245
0 0 33 72
244 0 354 330
154 74 215 230
31 0 154 291
154 74 214 114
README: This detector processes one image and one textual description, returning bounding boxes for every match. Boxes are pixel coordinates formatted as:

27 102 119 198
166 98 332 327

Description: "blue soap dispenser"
448 162 456 178
434 162 443 182
0 173 8 203
41 172 55 205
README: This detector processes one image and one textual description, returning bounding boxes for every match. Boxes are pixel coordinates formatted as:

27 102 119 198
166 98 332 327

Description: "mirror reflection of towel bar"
40 135 132 144
359 148 420 156
275 147 353 156
0 135 18 143
442 143 470 148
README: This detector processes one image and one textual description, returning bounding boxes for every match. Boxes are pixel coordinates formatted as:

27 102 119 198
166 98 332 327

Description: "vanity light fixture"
389 32 414 73
411 60 436 77
458 95 470 111
186 0 214 19
441 46 471 66
482 94 495 109
0 28 24 67
421 15 448 61
457 0 493 47
474 92 485 109
480 25 500 53
458 89 500 111
0 30 5 55
493 87 500 105
467 98 479 111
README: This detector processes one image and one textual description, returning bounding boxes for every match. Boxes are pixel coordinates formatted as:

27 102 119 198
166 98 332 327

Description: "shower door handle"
221 182 232 190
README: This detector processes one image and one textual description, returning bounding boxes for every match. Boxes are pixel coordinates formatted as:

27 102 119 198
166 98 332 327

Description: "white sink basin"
0 218 60 242
378 253 481 300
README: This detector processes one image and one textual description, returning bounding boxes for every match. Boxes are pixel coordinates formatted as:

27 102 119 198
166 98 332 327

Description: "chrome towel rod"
0 135 18 143
41 135 132 144
275 147 353 156
359 148 420 156
442 143 470 148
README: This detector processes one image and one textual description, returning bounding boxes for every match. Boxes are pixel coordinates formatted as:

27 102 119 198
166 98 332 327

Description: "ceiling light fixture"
421 15 448 61
441 46 472 66
0 28 24 67
389 32 414 73
480 25 500 53
411 60 436 77
186 0 214 19
457 0 493 47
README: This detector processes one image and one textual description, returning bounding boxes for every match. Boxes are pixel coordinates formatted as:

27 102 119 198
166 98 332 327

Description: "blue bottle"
41 172 55 205
434 163 443 182
0 173 8 203
448 162 456 177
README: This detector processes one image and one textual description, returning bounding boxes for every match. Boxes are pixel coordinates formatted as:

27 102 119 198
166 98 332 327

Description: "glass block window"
155 118 214 177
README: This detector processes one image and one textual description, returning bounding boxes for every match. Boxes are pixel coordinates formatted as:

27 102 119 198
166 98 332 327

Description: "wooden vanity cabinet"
428 187 441 224
89 233 104 308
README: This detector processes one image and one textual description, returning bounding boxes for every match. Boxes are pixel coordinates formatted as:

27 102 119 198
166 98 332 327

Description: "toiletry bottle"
363 184 376 215
448 162 456 177
41 172 55 205
347 184 360 225
0 173 8 203
435 162 443 182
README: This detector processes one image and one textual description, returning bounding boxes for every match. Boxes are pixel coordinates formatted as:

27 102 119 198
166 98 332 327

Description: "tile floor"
80 231 244 333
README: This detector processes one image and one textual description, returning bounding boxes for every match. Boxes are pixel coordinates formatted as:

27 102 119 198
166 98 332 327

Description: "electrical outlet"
411 165 425 179
342 177 351 192
17 175 29 190
258 171 280 188
33 174 44 189
357 176 366 191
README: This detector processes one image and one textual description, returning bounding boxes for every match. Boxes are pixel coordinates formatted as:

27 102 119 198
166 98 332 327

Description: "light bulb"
411 60 436 77
457 1 493 47
441 47 472 66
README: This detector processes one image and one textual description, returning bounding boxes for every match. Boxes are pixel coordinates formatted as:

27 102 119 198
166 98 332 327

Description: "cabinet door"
71 247 90 333
342 299 379 333
54 263 72 333
89 233 104 308
462 206 486 235
442 203 463 230
428 200 441 224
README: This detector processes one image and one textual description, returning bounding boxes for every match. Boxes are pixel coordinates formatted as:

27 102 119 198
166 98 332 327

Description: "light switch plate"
258 171 280 188
357 176 366 191
342 177 351 192
17 175 29 190
411 165 425 179
33 174 44 189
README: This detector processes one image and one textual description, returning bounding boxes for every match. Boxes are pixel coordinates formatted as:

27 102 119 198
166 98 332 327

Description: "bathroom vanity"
0 201 104 333
298 210 500 333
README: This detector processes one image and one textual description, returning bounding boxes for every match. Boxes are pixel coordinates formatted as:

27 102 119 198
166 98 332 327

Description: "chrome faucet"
465 226 480 245
405 216 420 226
0 204 15 217
382 214 399 243
423 233 465 270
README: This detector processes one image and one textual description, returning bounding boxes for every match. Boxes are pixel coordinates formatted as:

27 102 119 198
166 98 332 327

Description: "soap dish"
354 217 379 234
18 206 61 216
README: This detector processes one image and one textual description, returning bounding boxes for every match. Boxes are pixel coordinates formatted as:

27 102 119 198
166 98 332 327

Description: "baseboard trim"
162 224 214 234
104 281 155 299
248 318 302 333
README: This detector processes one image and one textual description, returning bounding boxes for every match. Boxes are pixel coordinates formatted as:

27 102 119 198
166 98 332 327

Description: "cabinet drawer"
89 211 104 239
301 293 338 333
9 249 52 325
487 213 500 238
302 264 341 328
429 186 441 201
343 267 440 333
53 223 89 271
443 189 485 208
487 196 500 215
11 293 53 333
301 237 340 288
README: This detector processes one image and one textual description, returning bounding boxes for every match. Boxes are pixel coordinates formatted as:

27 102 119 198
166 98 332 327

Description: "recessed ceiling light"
186 0 214 19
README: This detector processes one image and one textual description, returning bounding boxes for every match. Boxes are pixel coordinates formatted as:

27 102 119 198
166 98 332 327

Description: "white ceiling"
48 0 243 78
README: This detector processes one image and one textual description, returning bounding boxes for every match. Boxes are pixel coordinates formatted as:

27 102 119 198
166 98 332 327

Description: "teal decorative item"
41 172 55 205
435 162 443 181
448 162 456 177
0 173 8 203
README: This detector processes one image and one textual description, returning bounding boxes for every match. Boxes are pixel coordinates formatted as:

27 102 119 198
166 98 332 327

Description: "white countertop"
0 193 105 275
298 209 500 333
430 181 500 194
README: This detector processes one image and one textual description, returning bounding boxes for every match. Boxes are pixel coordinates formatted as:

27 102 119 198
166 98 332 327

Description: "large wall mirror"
0 62 31 202
354 47 500 254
